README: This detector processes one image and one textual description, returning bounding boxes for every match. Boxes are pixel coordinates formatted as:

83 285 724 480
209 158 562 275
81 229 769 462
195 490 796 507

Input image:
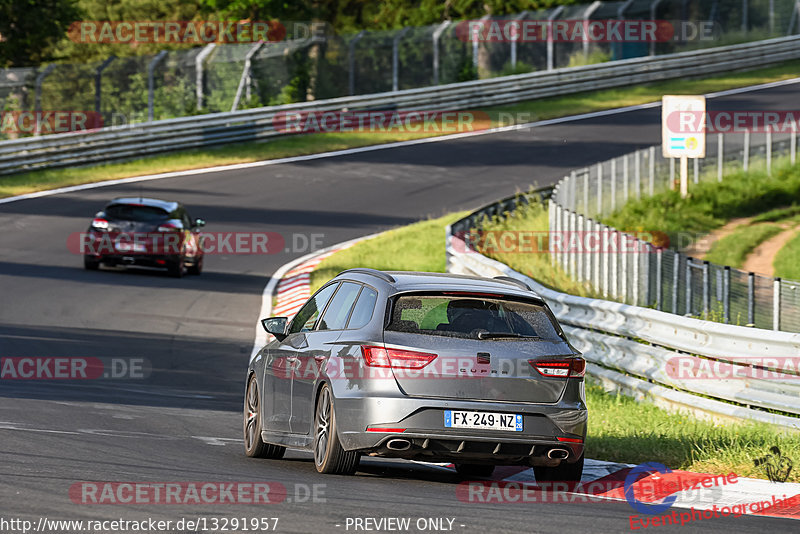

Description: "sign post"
662 95 706 198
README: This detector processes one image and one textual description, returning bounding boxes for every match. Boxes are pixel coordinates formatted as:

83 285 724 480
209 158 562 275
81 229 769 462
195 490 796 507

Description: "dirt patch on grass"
683 217 752 258
742 224 800 276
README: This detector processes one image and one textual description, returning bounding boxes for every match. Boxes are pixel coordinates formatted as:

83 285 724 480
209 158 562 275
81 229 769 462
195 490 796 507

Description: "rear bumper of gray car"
334 380 586 465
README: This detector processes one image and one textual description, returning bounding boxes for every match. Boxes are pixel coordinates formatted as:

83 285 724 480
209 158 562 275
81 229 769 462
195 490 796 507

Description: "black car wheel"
243 375 286 459
187 256 203 275
168 256 185 278
313 384 359 475
454 464 495 479
533 453 584 490
84 256 100 270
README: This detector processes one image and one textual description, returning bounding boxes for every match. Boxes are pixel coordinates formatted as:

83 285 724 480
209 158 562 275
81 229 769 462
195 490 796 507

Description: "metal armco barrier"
446 224 800 430
2 35 800 175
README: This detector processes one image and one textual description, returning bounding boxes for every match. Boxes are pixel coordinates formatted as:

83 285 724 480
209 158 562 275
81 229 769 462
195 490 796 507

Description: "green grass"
603 160 800 241
4 59 800 199
308 212 467 293
773 230 800 279
306 211 800 479
704 223 783 268
750 204 800 223
586 382 800 481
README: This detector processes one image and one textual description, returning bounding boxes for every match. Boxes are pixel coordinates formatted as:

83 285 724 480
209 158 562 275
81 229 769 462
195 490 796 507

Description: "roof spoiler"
337 268 396 283
493 276 532 291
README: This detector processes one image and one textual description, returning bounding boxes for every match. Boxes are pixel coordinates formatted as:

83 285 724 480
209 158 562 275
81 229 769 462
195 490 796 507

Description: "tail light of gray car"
91 218 109 231
157 221 182 233
361 346 437 369
529 357 586 378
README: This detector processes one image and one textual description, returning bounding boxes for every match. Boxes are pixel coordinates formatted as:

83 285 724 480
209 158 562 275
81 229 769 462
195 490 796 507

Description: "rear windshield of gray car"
386 294 561 341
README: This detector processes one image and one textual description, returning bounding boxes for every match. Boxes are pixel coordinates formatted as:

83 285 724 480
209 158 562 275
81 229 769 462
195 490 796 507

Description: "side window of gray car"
317 282 362 331
346 286 378 330
288 283 339 334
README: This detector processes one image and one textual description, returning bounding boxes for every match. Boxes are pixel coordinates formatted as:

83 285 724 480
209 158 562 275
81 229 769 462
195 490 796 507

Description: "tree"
0 0 82 67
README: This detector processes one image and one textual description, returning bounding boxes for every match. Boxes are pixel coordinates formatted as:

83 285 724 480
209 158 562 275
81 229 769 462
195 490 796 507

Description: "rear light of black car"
529 357 586 378
361 346 437 370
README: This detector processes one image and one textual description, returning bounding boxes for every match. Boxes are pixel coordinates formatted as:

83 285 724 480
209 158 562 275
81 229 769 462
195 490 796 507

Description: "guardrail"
2 35 800 175
446 191 800 430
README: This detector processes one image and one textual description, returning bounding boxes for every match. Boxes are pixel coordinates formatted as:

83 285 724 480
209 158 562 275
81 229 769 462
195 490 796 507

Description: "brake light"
557 436 584 443
366 427 406 433
91 218 109 230
530 357 586 378
157 222 181 232
361 346 437 369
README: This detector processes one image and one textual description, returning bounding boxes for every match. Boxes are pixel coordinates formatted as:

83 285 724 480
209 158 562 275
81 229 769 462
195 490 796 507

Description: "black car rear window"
105 204 170 222
387 294 561 341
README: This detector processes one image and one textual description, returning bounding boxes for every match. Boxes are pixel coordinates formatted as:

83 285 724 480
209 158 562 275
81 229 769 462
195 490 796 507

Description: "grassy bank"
704 223 783 267
3 60 800 199
308 210 799 480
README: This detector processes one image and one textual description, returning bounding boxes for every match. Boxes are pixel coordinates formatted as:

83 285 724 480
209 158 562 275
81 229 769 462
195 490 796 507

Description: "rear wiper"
476 332 542 340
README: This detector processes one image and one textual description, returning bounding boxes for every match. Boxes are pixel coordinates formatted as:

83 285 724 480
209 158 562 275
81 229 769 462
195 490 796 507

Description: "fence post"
231 42 264 112
610 158 617 211
649 146 655 196
747 272 755 326
702 261 710 318
432 21 451 85
623 154 629 202
570 211 578 279
723 266 731 324
693 157 699 184
632 238 640 306
672 252 680 314
348 31 366 95
774 278 781 331
563 207 570 271
583 170 589 214
603 226 610 298
743 130 750 171
593 220 601 290
742 0 749 32
392 27 411 92
509 11 529 68
649 0 665 56
669 157 675 190
597 162 603 217
792 121 797 165
621 234 628 303
33 64 56 136
547 6 565 70
611 230 619 298
195 43 217 110
635 149 641 199
94 55 115 116
656 247 663 310
577 214 584 283
717 133 724 181
685 258 693 316
472 15 489 72
147 50 168 121
766 130 772 176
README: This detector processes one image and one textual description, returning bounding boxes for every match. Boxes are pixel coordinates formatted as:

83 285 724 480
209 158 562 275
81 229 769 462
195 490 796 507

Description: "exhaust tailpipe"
547 448 569 460
386 439 411 451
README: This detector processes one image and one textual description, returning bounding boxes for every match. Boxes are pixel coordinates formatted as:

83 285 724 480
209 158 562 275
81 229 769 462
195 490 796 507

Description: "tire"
243 375 286 459
533 453 584 491
84 256 100 270
168 256 185 278
313 384 359 475
187 256 203 275
454 464 495 479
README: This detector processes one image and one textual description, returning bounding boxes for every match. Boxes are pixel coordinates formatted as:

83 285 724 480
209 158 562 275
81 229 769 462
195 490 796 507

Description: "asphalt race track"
2 82 799 533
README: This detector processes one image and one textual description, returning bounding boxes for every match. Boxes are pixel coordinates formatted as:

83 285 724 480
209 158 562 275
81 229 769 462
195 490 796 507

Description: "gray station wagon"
244 269 587 482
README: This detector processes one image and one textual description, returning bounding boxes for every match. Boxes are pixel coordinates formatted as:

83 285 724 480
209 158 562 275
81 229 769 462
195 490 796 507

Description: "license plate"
444 410 522 432
115 242 146 252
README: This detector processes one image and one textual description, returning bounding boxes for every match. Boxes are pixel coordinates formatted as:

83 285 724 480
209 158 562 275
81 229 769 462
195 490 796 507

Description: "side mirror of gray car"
194 218 206 228
261 317 288 341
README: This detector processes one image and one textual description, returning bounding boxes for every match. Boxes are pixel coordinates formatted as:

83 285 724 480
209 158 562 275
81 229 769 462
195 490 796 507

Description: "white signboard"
662 95 706 159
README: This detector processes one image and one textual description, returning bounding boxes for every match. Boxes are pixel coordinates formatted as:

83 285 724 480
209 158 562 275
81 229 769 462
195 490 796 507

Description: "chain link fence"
2 0 799 139
550 129 800 331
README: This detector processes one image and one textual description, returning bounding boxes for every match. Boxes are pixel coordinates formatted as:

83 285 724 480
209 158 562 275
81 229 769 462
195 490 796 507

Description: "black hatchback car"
246 269 587 481
82 197 205 277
